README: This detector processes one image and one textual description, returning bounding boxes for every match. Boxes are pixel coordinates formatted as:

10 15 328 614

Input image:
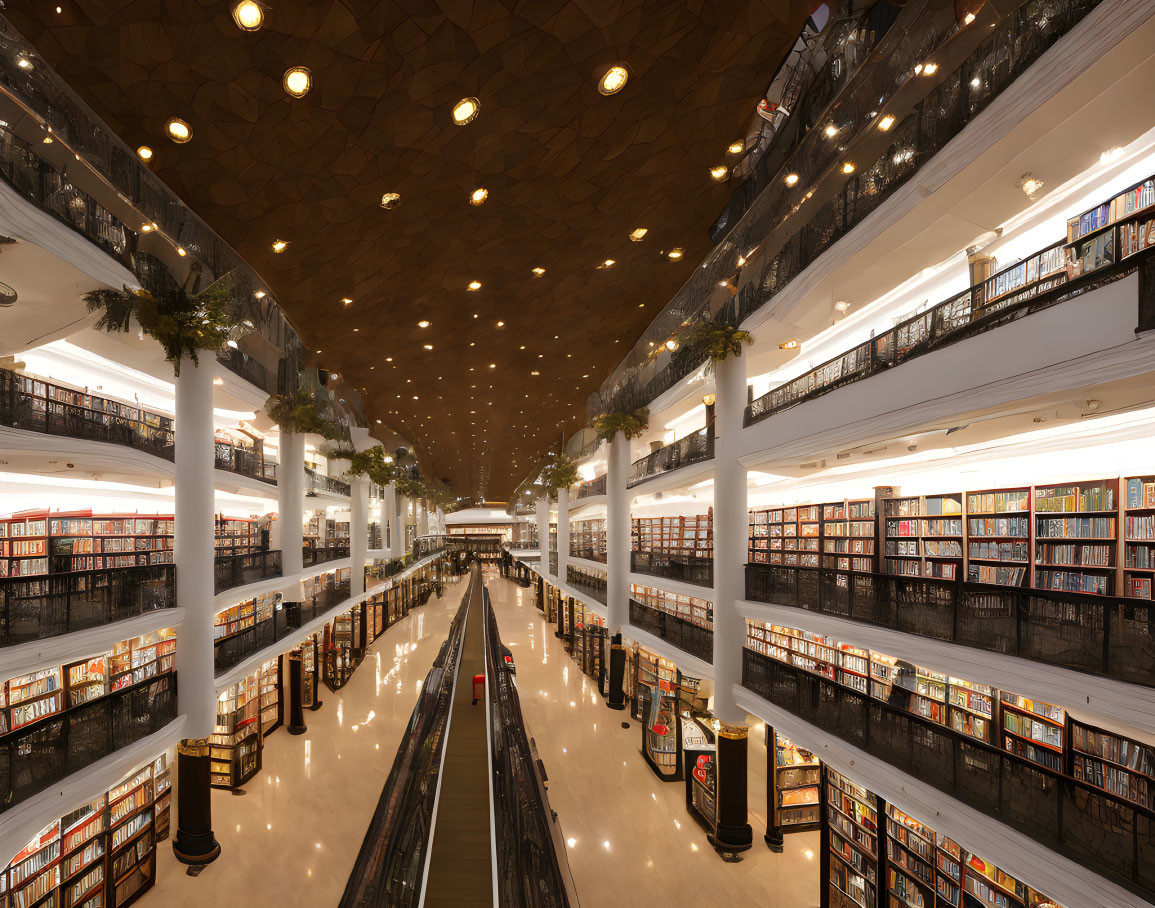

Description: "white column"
712 354 748 725
279 431 305 578
350 477 369 595
535 497 550 571
417 500 429 536
606 431 630 635
556 487 571 581
175 357 217 738
385 481 398 555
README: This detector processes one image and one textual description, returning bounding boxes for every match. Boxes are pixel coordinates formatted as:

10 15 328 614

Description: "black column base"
764 829 784 852
607 635 626 710
709 824 753 855
714 722 752 855
172 741 221 866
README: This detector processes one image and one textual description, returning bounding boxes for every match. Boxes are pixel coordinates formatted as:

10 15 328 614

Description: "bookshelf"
1070 719 1153 810
821 500 877 573
826 767 878 908
108 765 154 908
65 657 108 709
152 754 171 843
0 510 179 578
636 648 681 781
631 583 712 629
210 674 262 789
883 494 963 580
60 796 105 908
109 631 176 692
947 677 995 745
966 488 1030 588
999 693 1065 773
1033 479 1117 596
7 821 61 908
258 658 280 736
214 516 261 557
6 667 63 732
0 512 49 578
569 518 607 562
1124 476 1155 599
632 512 713 559
771 732 820 833
885 806 936 908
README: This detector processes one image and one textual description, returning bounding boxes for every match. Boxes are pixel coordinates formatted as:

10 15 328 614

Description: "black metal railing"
214 581 353 675
576 475 607 499
412 535 449 561
746 238 1144 424
484 588 576 907
302 545 349 568
0 564 175 648
214 441 277 484
742 648 1155 902
365 558 408 587
213 550 282 595
745 563 1154 689
566 565 607 605
338 584 471 908
627 426 713 488
629 600 713 664
0 368 175 460
305 467 351 497
569 540 607 564
631 550 713 588
0 671 176 815
548 553 558 576
590 0 1101 419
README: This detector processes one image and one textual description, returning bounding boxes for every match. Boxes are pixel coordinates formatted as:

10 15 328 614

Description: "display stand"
636 649 682 781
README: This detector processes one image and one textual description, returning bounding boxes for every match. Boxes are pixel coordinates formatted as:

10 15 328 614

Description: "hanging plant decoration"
84 270 245 376
538 451 579 498
340 445 398 488
265 386 347 440
676 319 753 365
593 407 649 442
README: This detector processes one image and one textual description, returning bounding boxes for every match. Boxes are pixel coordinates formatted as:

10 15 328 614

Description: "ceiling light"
213 377 224 386
970 76 981 88
598 65 629 95
283 67 312 98
922 62 938 76
467 280 482 291
834 300 850 312
496 321 504 327
531 370 540 376
783 173 800 187
667 248 684 260
963 11 976 25
380 192 400 210
418 320 430 328
165 118 192 143
1020 174 1044 197
42 136 53 144
709 165 728 181
16 57 32 71
140 223 153 233
532 266 545 276
841 162 856 174
176 246 187 257
779 338 799 349
423 344 433 350
824 123 837 138
489 363 496 369
232 0 263 30
341 297 352 306
452 97 480 125
629 228 648 242
601 259 615 268
272 239 288 253
913 64 923 75
664 339 679 352
727 140 744 154
470 187 488 206
137 145 154 162
877 114 896 131
254 290 266 299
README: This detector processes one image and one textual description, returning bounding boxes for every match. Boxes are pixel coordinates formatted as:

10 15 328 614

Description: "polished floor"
152 577 467 906
487 571 821 907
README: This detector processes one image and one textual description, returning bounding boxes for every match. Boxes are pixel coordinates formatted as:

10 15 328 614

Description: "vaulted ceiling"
9 0 810 498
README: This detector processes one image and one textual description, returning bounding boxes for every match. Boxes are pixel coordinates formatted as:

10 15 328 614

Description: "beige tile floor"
152 575 467 906
487 571 822 908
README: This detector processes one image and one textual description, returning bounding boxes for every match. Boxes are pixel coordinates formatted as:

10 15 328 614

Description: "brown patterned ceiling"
9 0 810 498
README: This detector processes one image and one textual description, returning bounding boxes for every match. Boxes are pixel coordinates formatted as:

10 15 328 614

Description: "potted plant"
676 319 753 366
538 451 579 498
593 407 649 442
266 386 347 440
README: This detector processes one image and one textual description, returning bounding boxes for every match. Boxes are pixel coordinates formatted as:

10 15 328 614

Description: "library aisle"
149 579 465 906
487 574 821 907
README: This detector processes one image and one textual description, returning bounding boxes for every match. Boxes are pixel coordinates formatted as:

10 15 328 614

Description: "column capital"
177 737 212 757
717 721 749 741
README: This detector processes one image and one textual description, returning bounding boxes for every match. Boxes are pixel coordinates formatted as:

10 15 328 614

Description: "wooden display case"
883 494 963 580
210 675 262 789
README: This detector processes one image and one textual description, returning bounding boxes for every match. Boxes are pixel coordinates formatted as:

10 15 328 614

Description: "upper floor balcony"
627 426 713 489
575 475 606 500
213 549 283 595
305 466 351 498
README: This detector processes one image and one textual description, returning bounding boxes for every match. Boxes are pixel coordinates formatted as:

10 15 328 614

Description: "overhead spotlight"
834 300 851 312
784 173 799 187
418 320 430 328
666 248 684 261
709 165 728 181
841 162 856 174
598 65 629 95
452 97 480 125
963 11 976 25
470 187 488 206
467 280 482 291
629 228 648 242
824 123 838 138
600 259 615 269
283 66 312 98
1019 173 1044 198
877 114 896 131
727 140 744 155
341 297 352 306
137 145 154 162
272 239 288 253
380 192 400 209
165 118 192 143
232 0 263 30
532 267 546 276
921 62 938 76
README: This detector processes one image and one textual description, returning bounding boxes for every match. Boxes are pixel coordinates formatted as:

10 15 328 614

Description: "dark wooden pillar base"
287 650 307 734
172 739 221 865
607 634 627 710
712 722 753 854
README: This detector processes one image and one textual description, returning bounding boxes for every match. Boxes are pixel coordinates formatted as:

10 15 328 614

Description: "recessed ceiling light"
531 370 540 376
841 162 856 174
176 246 187 257
470 187 488 206
452 97 480 125
877 114 896 131
779 338 799 349
232 0 263 30
727 140 744 155
140 223 153 233
489 363 496 369
532 266 545 276
136 145 154 162
423 344 433 350
341 297 352 306
922 62 938 76
824 123 838 138
16 57 32 71
254 290 266 299
709 165 728 181
467 281 482 291
629 228 648 242
963 11 976 24
1019 173 1044 198
666 248 684 260
283 67 312 98
165 118 192 143
598 65 629 95
272 239 288 253
418 320 430 328
496 321 504 327
601 259 615 268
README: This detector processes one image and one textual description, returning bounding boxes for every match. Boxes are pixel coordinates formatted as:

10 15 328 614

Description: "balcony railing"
214 440 277 484
576 475 606 499
589 0 1100 419
746 235 1146 424
569 541 607 564
631 550 713 589
305 467 351 497
412 535 448 561
0 368 175 460
627 426 713 488
566 565 607 605
745 563 1154 689
213 550 282 595
629 600 713 664
741 647 1155 902
365 556 410 586
0 672 176 815
302 545 349 568
548 553 558 576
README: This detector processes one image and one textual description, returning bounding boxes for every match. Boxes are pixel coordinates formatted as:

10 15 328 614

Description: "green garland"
539 452 578 498
593 407 649 442
84 284 242 376
266 386 347 440
676 320 753 364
